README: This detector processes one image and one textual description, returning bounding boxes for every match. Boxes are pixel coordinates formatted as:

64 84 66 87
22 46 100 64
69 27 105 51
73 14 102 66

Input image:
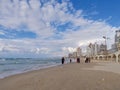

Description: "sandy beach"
0 62 120 90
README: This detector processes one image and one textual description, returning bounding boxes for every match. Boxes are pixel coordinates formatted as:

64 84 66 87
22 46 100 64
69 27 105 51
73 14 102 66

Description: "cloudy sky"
0 0 120 58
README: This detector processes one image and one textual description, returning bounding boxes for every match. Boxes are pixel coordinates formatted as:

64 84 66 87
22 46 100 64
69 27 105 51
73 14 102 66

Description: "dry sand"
84 62 120 74
0 62 120 90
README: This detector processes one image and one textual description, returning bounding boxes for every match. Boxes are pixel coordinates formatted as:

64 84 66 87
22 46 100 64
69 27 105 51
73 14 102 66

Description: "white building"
68 47 82 58
88 30 120 62
115 30 120 43
98 44 107 55
76 47 82 57
68 30 120 62
86 43 100 57
94 42 100 55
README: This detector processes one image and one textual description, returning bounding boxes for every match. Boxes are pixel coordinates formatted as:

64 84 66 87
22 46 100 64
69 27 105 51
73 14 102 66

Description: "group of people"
61 57 90 64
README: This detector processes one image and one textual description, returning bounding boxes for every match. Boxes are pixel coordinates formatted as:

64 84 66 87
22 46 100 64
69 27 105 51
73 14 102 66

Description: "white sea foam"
0 58 62 79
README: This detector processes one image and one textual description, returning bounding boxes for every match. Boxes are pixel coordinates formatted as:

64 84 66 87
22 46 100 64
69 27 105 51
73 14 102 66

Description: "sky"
0 0 120 58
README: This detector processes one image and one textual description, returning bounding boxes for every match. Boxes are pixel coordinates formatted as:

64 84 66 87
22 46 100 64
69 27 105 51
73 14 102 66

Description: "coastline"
0 63 61 79
0 58 62 79
0 62 120 90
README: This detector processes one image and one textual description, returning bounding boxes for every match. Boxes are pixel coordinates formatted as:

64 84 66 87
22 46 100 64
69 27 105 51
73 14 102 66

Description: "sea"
0 58 69 79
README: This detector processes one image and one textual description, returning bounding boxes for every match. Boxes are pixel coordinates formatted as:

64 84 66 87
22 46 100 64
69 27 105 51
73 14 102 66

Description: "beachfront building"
73 52 77 58
68 30 120 62
68 47 82 58
94 42 100 55
68 52 77 58
105 30 120 62
68 53 73 58
86 43 94 57
86 42 108 61
76 47 82 57
86 43 101 59
88 30 120 62
98 44 107 55
115 30 120 43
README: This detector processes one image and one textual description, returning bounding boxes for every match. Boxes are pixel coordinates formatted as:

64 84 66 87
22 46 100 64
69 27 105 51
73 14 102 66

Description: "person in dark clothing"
88 57 91 63
70 59 72 63
77 57 80 63
85 57 90 63
85 57 88 63
61 57 65 64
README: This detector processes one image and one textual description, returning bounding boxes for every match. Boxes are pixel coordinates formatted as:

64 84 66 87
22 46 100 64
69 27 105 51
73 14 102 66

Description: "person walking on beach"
77 57 80 63
70 59 72 63
85 57 90 63
88 57 91 63
85 57 88 63
61 57 65 64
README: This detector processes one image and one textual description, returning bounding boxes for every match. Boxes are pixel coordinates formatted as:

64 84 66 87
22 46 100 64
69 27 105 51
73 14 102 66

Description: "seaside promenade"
0 60 120 90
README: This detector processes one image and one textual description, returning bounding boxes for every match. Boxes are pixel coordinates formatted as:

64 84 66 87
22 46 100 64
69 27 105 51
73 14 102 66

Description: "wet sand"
0 62 120 90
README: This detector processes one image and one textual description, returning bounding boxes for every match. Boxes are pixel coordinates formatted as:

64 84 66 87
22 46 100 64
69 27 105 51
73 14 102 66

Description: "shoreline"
0 62 120 90
0 59 90 79
0 60 119 79
0 63 61 79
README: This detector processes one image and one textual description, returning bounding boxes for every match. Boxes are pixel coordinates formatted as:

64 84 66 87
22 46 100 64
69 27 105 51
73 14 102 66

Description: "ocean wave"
0 58 61 78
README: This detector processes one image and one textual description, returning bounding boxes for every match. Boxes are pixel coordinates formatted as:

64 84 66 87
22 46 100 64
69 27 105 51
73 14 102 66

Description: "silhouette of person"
77 57 80 63
61 57 65 64
85 57 88 63
88 57 91 63
70 59 72 63
85 57 90 63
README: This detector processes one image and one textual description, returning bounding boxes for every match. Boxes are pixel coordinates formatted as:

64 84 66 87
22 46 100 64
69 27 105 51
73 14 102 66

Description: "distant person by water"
70 59 72 63
61 57 65 64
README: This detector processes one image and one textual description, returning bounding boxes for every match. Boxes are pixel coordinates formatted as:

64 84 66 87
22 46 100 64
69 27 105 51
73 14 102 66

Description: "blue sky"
0 0 119 58
70 0 120 26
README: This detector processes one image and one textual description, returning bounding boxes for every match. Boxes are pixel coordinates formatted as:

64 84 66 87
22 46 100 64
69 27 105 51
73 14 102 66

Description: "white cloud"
31 47 50 54
29 0 41 10
0 0 119 57
0 31 5 35
62 47 76 53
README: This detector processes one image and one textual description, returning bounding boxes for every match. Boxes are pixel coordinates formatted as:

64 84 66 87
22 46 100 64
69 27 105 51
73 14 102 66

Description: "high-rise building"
94 42 100 55
115 30 120 43
86 43 101 57
111 30 120 52
86 43 94 57
98 44 107 55
68 53 73 58
76 47 82 57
